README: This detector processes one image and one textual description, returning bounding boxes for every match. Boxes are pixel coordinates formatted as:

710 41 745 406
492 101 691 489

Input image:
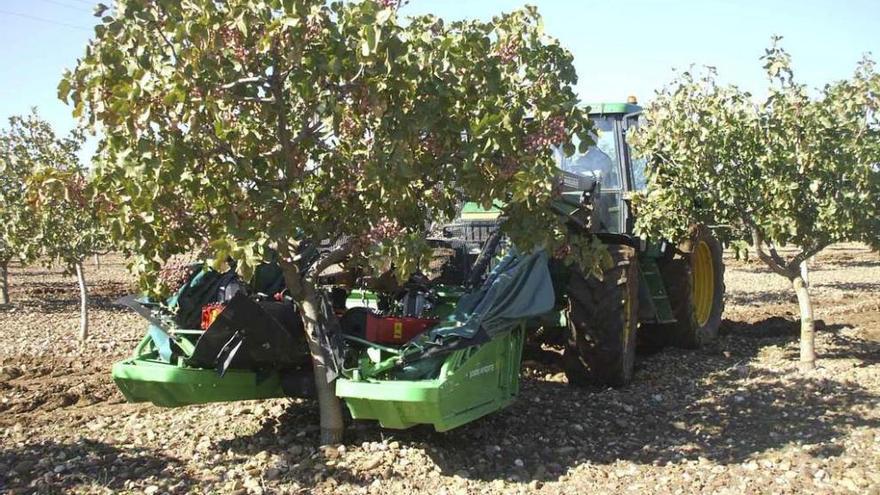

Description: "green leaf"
57 78 71 103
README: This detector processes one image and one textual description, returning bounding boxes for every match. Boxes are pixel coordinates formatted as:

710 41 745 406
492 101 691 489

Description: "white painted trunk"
0 260 9 305
792 275 816 371
75 262 89 342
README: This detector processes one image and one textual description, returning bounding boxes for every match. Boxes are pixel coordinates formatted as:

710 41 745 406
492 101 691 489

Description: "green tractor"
112 101 726 432
436 101 726 387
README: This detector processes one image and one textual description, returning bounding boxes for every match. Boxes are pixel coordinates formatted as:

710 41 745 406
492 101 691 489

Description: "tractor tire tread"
563 244 639 387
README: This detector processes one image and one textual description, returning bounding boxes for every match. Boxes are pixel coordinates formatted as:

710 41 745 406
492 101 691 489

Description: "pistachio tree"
63 0 597 443
632 38 880 371
28 162 108 342
0 114 43 305
1 111 107 339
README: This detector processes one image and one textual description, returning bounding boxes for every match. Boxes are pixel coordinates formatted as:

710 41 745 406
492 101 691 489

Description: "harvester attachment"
112 249 553 433
336 250 553 431
112 287 313 407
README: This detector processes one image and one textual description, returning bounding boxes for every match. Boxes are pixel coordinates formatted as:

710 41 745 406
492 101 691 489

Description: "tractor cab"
459 101 646 233
558 101 645 235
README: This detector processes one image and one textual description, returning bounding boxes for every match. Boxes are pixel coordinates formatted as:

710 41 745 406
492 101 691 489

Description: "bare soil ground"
1 245 879 494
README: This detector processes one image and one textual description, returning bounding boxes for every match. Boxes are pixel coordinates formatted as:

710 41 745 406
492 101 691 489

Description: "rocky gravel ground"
1 245 879 494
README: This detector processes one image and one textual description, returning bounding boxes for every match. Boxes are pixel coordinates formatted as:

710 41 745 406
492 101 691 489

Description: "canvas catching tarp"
386 249 554 380
424 248 554 341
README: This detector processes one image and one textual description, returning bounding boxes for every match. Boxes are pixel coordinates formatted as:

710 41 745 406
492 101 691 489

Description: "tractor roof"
585 102 642 116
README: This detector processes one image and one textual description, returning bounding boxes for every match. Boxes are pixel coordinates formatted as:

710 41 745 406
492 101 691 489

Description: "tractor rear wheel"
563 244 639 387
644 225 725 349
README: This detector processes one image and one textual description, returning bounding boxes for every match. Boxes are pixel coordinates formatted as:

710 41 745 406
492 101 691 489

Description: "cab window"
554 117 621 190
624 115 648 191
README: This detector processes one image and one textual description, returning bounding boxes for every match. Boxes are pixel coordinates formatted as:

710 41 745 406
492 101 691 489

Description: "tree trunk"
279 261 345 445
75 262 89 342
750 228 820 371
791 275 816 371
93 253 101 269
0 259 9 305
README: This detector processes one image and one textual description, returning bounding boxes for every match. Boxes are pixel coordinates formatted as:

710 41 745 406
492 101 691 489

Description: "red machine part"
364 313 437 345
201 303 225 330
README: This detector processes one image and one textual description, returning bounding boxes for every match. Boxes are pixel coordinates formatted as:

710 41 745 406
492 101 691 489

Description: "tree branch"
295 122 323 145
766 242 787 268
307 242 353 282
749 224 794 278
148 6 179 62
220 76 268 91
240 96 276 104
266 39 321 183
269 50 296 176
276 240 306 299
786 242 829 274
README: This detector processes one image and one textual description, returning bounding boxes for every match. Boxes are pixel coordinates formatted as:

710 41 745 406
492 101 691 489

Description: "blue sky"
2 0 879 160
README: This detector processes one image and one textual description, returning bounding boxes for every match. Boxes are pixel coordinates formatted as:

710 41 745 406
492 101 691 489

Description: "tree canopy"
632 37 880 370
1 111 104 273
0 113 48 304
63 0 599 293
0 110 106 337
0 112 64 266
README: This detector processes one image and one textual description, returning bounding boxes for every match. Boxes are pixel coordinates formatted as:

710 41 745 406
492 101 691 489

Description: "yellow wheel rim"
692 240 715 327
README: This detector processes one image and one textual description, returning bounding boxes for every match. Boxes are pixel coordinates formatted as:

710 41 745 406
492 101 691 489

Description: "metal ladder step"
639 257 677 324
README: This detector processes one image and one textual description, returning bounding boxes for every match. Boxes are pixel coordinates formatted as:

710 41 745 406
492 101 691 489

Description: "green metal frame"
638 253 676 324
112 330 288 407
337 326 525 431
113 357 288 408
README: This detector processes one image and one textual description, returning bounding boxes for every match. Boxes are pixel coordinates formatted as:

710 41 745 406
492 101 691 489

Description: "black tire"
562 244 640 387
643 225 725 349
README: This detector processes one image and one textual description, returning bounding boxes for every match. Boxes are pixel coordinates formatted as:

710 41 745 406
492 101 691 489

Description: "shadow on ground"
0 439 193 494
810 259 880 270
725 289 795 306
814 281 880 292
0 280 132 315
214 315 880 486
